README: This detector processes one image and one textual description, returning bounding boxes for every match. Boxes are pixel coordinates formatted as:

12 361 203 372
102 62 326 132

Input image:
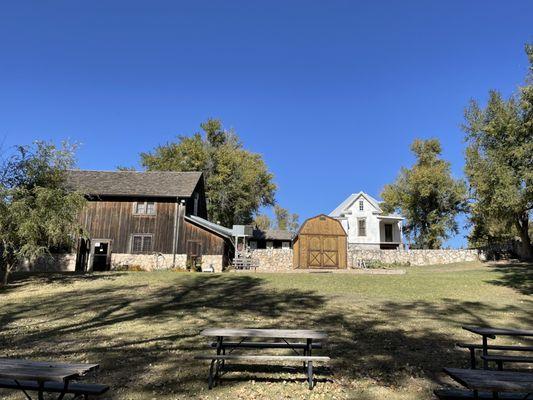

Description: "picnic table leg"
307 360 313 390
482 335 489 370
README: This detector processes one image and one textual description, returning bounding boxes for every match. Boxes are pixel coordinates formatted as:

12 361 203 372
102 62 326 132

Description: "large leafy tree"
381 139 467 249
141 119 276 226
463 45 533 259
253 205 299 233
0 142 86 285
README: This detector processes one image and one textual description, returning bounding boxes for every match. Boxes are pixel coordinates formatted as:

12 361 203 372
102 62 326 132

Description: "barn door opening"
90 239 112 271
186 240 202 271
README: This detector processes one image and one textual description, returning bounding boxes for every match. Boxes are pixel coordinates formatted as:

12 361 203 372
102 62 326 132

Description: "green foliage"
254 214 272 231
0 142 86 285
463 44 533 259
381 139 467 249
141 119 276 226
274 205 299 233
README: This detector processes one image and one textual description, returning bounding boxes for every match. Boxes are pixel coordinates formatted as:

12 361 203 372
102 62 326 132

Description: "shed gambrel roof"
329 191 383 217
66 170 203 198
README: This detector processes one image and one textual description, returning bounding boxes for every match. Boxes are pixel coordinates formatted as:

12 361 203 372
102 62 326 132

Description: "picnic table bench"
195 328 330 389
0 358 109 400
440 368 533 399
461 326 533 370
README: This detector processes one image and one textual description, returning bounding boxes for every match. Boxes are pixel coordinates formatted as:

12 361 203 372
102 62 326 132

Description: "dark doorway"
92 241 111 271
384 224 393 242
75 238 90 272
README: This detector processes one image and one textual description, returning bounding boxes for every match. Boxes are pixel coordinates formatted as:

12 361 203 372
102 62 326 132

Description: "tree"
141 119 276 226
0 142 86 286
254 214 272 231
381 139 467 249
463 44 533 259
274 205 299 233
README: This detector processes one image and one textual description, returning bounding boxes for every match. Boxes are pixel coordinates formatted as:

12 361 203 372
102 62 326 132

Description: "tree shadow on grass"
1 273 532 398
485 261 533 295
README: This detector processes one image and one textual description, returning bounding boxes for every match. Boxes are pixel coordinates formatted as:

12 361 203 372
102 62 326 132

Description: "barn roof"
252 229 294 241
65 170 203 198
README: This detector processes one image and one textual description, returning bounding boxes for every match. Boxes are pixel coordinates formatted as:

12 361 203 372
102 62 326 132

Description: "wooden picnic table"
197 328 330 390
444 367 533 398
463 326 533 370
0 358 100 400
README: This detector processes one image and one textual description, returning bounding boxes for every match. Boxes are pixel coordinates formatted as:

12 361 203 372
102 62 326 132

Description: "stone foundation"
200 255 224 273
347 246 483 267
111 253 186 271
249 248 293 272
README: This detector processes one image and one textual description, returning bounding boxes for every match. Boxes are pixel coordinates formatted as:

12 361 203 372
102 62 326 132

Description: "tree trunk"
516 215 533 261
1 265 9 286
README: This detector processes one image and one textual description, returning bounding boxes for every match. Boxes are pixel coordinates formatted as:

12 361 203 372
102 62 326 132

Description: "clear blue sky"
1 1 532 247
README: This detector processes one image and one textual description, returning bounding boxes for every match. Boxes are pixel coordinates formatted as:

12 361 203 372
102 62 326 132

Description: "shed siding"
177 219 226 255
293 214 347 269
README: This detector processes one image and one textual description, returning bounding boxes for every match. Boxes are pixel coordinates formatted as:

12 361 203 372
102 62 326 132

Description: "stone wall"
110 253 225 272
347 245 483 267
19 253 77 272
249 248 293 272
111 253 186 271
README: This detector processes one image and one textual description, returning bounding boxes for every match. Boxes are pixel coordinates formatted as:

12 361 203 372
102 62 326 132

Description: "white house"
329 192 404 250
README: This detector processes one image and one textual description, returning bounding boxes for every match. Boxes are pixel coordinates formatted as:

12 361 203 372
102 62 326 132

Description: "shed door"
306 235 339 268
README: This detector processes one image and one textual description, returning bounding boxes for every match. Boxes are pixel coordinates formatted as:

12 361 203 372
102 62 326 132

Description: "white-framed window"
266 241 273 249
359 200 364 211
134 201 156 215
282 241 290 249
249 241 258 250
131 234 153 253
358 218 366 236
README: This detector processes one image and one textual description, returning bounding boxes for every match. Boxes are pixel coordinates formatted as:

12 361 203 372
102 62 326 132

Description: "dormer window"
359 200 364 211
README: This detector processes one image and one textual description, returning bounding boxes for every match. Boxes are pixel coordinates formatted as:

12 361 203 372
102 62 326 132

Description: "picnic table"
0 358 108 400
444 367 533 399
195 328 330 389
463 326 533 370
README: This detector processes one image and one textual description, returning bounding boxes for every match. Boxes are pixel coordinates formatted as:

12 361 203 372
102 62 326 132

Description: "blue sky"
1 1 532 247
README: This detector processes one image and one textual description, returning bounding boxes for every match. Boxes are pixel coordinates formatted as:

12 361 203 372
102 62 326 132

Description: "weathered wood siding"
293 214 347 269
79 199 177 253
178 219 226 255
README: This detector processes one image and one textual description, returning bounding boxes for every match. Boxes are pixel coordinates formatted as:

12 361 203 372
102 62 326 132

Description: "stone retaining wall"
347 246 483 267
249 248 293 272
19 253 77 272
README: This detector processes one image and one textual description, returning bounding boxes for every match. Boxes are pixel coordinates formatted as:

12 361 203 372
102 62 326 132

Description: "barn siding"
79 199 177 253
177 220 226 255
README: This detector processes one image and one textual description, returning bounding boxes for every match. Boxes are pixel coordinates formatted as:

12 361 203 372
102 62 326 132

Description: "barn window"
359 200 364 211
131 234 153 253
358 218 366 236
134 201 156 215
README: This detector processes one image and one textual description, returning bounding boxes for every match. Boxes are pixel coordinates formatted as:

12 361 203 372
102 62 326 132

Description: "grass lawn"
1 261 532 399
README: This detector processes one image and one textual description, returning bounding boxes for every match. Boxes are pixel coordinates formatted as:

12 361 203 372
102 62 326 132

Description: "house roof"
329 191 383 217
65 170 203 198
252 229 294 241
186 215 234 240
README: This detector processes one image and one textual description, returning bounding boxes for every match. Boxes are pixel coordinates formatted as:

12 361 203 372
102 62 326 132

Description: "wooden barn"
66 170 233 272
293 214 347 269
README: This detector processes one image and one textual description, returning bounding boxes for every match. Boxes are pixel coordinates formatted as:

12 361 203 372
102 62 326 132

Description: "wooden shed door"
307 236 339 268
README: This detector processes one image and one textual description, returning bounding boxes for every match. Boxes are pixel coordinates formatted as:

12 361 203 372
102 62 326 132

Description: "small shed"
293 214 347 269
